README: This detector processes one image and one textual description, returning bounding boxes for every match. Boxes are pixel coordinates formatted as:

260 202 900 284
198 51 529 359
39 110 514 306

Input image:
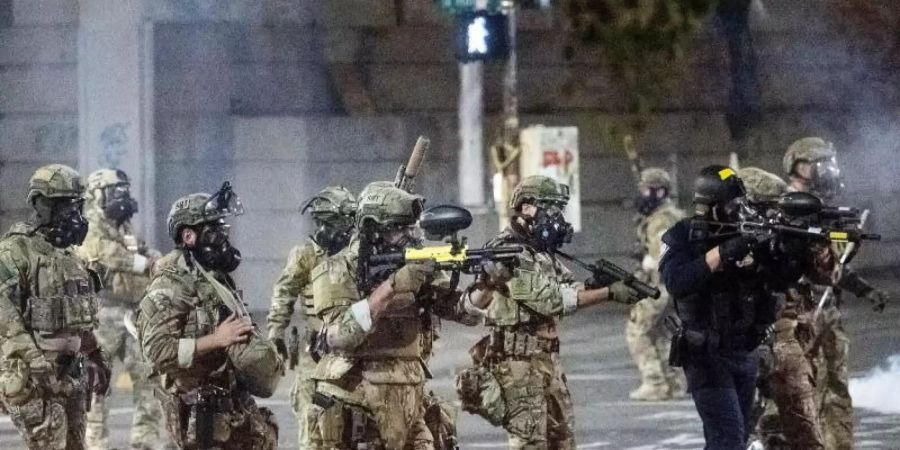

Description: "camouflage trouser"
422 391 458 450
625 295 683 391
758 318 825 450
493 354 575 450
85 305 167 450
306 380 433 449
814 306 853 450
289 349 317 448
158 389 277 450
3 368 87 449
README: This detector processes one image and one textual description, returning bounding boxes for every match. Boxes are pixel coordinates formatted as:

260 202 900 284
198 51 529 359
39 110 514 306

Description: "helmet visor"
811 159 843 199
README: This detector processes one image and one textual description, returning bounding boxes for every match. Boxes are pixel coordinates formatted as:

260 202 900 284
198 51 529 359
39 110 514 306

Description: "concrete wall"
0 0 79 231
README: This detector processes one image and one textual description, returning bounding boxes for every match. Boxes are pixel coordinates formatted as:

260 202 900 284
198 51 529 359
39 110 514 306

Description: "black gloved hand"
718 235 756 266
273 337 288 361
862 288 890 313
85 350 111 396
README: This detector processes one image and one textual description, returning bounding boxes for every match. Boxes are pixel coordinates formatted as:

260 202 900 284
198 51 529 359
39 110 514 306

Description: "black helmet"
693 165 746 206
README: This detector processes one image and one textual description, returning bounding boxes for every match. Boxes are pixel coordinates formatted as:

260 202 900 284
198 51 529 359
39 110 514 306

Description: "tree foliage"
561 0 718 134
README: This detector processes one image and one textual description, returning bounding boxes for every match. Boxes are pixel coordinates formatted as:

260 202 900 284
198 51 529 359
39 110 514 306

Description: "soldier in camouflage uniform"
265 186 356 448
137 188 282 450
305 181 478 450
458 176 641 449
78 169 168 450
0 164 111 450
782 137 891 450
627 168 686 401
737 167 826 450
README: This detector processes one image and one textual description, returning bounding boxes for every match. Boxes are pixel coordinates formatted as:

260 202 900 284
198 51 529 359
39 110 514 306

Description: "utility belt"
26 294 98 334
488 328 559 360
668 320 761 367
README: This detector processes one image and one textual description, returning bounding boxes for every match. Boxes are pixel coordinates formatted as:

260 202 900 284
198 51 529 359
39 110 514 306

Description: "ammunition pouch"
228 332 283 398
490 329 559 359
158 385 240 449
7 394 46 427
26 292 98 333
454 366 505 426
311 389 382 449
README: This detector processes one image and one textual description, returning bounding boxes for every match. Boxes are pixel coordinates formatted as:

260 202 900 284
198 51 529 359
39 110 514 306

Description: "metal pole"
495 1 519 230
458 0 488 209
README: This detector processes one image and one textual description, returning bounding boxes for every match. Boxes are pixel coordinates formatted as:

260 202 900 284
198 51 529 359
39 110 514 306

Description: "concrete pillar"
77 0 156 245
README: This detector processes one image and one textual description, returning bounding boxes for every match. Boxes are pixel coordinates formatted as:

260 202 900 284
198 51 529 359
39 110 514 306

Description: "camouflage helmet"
166 187 243 242
639 167 673 192
27 164 84 203
509 175 570 210
737 167 787 203
301 186 357 217
783 137 836 175
86 168 130 191
356 181 424 229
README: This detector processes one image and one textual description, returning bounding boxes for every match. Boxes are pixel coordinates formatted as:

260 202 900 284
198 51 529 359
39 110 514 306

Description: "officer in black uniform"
660 165 803 450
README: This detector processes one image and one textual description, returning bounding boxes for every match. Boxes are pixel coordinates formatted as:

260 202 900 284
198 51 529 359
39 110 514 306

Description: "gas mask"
514 204 573 251
102 184 138 224
796 158 843 200
635 187 668 216
311 214 354 256
191 220 241 273
364 222 423 255
38 197 89 248
711 196 759 224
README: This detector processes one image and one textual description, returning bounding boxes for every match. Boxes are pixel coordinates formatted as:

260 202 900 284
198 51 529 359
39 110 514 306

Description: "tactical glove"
608 281 641 305
390 260 437 294
85 349 111 396
718 235 756 266
0 358 34 405
272 337 289 361
481 260 512 287
863 288 890 313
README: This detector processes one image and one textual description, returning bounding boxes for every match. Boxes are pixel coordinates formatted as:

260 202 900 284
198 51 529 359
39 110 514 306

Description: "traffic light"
455 10 509 62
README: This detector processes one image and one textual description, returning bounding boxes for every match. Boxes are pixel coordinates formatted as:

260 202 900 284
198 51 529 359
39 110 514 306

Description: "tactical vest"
311 250 423 360
80 214 150 305
638 203 683 252
3 228 99 350
153 261 231 391
673 238 779 353
484 243 564 330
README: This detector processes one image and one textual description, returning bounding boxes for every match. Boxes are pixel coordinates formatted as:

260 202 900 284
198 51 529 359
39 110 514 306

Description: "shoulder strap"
194 263 249 318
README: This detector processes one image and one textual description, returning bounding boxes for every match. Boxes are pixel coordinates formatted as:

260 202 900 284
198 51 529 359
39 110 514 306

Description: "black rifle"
361 205 524 292
554 250 661 299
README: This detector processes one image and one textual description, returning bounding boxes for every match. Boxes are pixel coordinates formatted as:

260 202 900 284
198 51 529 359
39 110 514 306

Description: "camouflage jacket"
481 228 582 331
138 249 243 393
76 205 153 307
637 201 684 285
311 235 476 387
266 239 325 340
0 223 99 369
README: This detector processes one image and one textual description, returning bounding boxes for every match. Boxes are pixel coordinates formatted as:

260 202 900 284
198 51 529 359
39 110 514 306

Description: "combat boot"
629 383 672 401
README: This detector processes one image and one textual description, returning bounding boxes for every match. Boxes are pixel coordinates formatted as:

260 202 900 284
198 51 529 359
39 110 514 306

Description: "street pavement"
2 273 898 449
